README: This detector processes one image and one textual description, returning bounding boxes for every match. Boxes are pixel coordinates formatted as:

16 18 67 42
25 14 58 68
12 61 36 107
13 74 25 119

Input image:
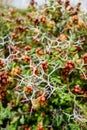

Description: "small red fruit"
11 66 20 76
25 45 31 51
59 34 68 42
11 33 19 39
82 53 87 64
41 62 48 70
38 92 46 105
72 85 83 94
34 18 40 25
23 56 31 63
0 60 4 68
24 86 33 94
36 48 43 56
65 61 75 69
40 16 47 24
72 15 78 24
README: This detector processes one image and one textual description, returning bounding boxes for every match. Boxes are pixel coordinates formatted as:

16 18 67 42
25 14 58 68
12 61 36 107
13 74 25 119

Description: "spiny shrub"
0 0 87 129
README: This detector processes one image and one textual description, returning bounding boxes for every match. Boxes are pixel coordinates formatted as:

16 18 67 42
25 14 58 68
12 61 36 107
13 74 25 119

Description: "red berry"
24 86 33 94
25 45 31 51
72 85 83 94
41 62 48 70
36 48 43 56
65 61 75 69
82 53 87 64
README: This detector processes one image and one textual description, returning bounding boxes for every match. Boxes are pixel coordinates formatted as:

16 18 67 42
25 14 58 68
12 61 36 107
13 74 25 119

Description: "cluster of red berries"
41 62 48 71
40 16 47 25
22 56 31 63
24 86 33 94
82 53 87 64
62 61 75 76
65 0 70 8
37 92 46 105
72 15 79 24
0 86 6 101
33 16 47 26
11 33 19 39
30 67 39 75
11 66 20 76
25 45 31 51
72 85 83 94
15 25 29 33
27 13 32 21
0 71 9 86
36 48 43 56
34 18 40 26
72 85 87 97
65 61 75 69
15 18 24 24
0 60 4 68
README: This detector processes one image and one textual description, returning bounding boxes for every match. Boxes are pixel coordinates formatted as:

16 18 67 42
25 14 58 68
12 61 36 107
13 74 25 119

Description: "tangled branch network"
0 0 87 129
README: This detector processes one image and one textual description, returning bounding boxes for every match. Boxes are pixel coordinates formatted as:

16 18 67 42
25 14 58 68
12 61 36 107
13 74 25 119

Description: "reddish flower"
24 86 33 94
27 13 33 21
15 25 24 32
62 61 75 76
72 15 78 24
0 60 4 68
15 18 24 24
11 33 19 39
0 72 9 86
38 92 46 104
41 62 48 70
11 66 20 76
0 86 6 101
10 8 16 14
62 67 70 76
30 0 36 6
74 45 82 52
77 2 81 7
65 0 70 7
65 23 72 31
25 45 31 51
30 67 39 75
34 18 40 25
72 85 83 94
36 48 43 56
58 0 62 5
65 61 75 70
23 56 31 63
68 7 74 12
82 53 87 64
59 34 68 42
40 16 47 24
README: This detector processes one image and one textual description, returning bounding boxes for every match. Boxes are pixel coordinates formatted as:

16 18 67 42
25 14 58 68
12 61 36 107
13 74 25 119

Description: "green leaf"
20 115 25 125
11 116 19 124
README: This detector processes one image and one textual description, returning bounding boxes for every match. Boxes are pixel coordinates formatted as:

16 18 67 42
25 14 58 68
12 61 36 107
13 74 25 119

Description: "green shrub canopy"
0 0 87 129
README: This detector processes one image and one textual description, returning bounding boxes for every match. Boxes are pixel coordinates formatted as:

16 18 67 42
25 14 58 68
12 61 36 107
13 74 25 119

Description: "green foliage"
0 103 15 126
0 0 87 129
